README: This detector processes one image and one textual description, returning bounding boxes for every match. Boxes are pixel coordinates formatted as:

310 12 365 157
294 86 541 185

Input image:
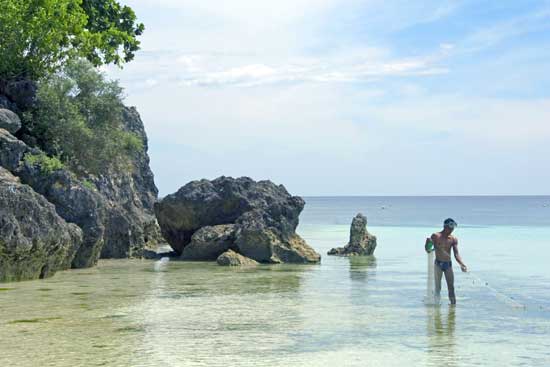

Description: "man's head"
443 218 457 234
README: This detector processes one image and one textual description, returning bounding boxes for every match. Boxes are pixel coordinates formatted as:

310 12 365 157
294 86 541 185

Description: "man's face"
444 225 455 234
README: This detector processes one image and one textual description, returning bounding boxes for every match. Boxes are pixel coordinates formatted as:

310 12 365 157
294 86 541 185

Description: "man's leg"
434 263 443 303
444 267 456 305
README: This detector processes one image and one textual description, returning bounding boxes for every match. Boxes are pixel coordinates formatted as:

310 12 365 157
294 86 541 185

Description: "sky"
107 0 550 196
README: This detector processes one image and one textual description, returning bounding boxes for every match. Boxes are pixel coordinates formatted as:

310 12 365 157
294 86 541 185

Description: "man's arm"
452 238 468 272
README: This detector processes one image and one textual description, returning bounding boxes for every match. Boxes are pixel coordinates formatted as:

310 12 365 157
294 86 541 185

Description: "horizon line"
299 194 550 198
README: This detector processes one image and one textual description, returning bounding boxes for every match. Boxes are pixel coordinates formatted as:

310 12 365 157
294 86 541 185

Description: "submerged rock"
155 176 320 264
217 250 258 266
0 168 82 282
328 213 377 256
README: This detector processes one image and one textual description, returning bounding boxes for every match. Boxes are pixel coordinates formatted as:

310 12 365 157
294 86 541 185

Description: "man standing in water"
426 218 468 305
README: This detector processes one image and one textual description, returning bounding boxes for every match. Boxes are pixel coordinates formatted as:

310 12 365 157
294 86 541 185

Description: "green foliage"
25 59 143 175
0 0 143 80
81 179 96 191
81 0 144 66
24 152 65 174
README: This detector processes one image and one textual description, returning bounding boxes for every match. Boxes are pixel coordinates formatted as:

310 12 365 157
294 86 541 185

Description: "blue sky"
107 0 550 196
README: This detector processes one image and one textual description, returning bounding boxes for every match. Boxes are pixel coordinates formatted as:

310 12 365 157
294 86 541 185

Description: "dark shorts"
435 260 452 271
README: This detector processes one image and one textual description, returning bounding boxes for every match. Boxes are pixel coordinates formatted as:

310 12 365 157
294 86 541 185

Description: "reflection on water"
348 256 377 283
426 306 456 367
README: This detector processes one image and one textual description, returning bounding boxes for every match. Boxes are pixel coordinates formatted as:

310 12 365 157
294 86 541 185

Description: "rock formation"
328 213 377 256
0 167 83 281
217 250 258 266
0 83 163 281
90 107 163 259
155 176 320 264
181 224 236 261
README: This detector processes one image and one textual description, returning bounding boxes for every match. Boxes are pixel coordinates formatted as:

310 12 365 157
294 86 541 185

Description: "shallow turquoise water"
1 222 549 366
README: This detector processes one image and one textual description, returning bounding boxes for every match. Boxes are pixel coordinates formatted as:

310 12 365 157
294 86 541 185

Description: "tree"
80 0 144 66
0 0 143 81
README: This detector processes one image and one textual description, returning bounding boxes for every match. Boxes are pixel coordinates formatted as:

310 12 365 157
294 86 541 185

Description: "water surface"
1 197 549 366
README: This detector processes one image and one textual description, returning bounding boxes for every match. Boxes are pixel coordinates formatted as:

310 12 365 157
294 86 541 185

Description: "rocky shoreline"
1 81 162 281
0 81 320 282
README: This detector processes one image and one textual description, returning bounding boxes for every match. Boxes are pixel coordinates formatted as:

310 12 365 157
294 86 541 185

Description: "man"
426 218 468 305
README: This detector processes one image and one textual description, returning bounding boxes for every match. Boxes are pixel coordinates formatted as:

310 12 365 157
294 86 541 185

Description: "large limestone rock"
217 250 258 266
16 161 107 268
92 106 163 259
0 104 163 268
0 109 21 133
0 167 82 282
0 128 106 268
155 176 320 264
328 213 377 256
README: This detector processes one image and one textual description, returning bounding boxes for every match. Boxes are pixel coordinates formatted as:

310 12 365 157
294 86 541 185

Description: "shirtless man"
425 218 468 305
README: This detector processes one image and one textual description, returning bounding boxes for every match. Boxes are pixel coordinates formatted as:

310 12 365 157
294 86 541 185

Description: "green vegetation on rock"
23 152 65 174
24 59 143 175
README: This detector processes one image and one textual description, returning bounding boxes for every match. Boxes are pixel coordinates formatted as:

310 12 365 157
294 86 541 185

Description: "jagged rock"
92 106 163 259
0 104 162 269
155 176 320 264
0 128 34 170
328 213 377 256
0 167 82 282
217 250 258 266
235 209 320 263
16 161 107 268
181 224 236 261
0 109 21 133
1 128 106 268
155 176 306 253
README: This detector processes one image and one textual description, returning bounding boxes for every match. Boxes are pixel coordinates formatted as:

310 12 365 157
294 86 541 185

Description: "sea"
1 196 549 366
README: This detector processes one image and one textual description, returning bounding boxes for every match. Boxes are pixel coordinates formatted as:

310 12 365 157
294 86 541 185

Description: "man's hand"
460 264 468 272
425 237 432 253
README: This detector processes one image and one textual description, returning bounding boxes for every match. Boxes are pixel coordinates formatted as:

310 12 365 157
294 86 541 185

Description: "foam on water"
153 257 170 272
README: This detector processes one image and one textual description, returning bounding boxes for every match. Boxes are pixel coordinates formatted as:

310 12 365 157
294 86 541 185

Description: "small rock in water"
217 250 258 266
327 213 377 256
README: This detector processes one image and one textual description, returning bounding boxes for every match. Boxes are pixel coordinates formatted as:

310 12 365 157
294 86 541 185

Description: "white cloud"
108 0 550 195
